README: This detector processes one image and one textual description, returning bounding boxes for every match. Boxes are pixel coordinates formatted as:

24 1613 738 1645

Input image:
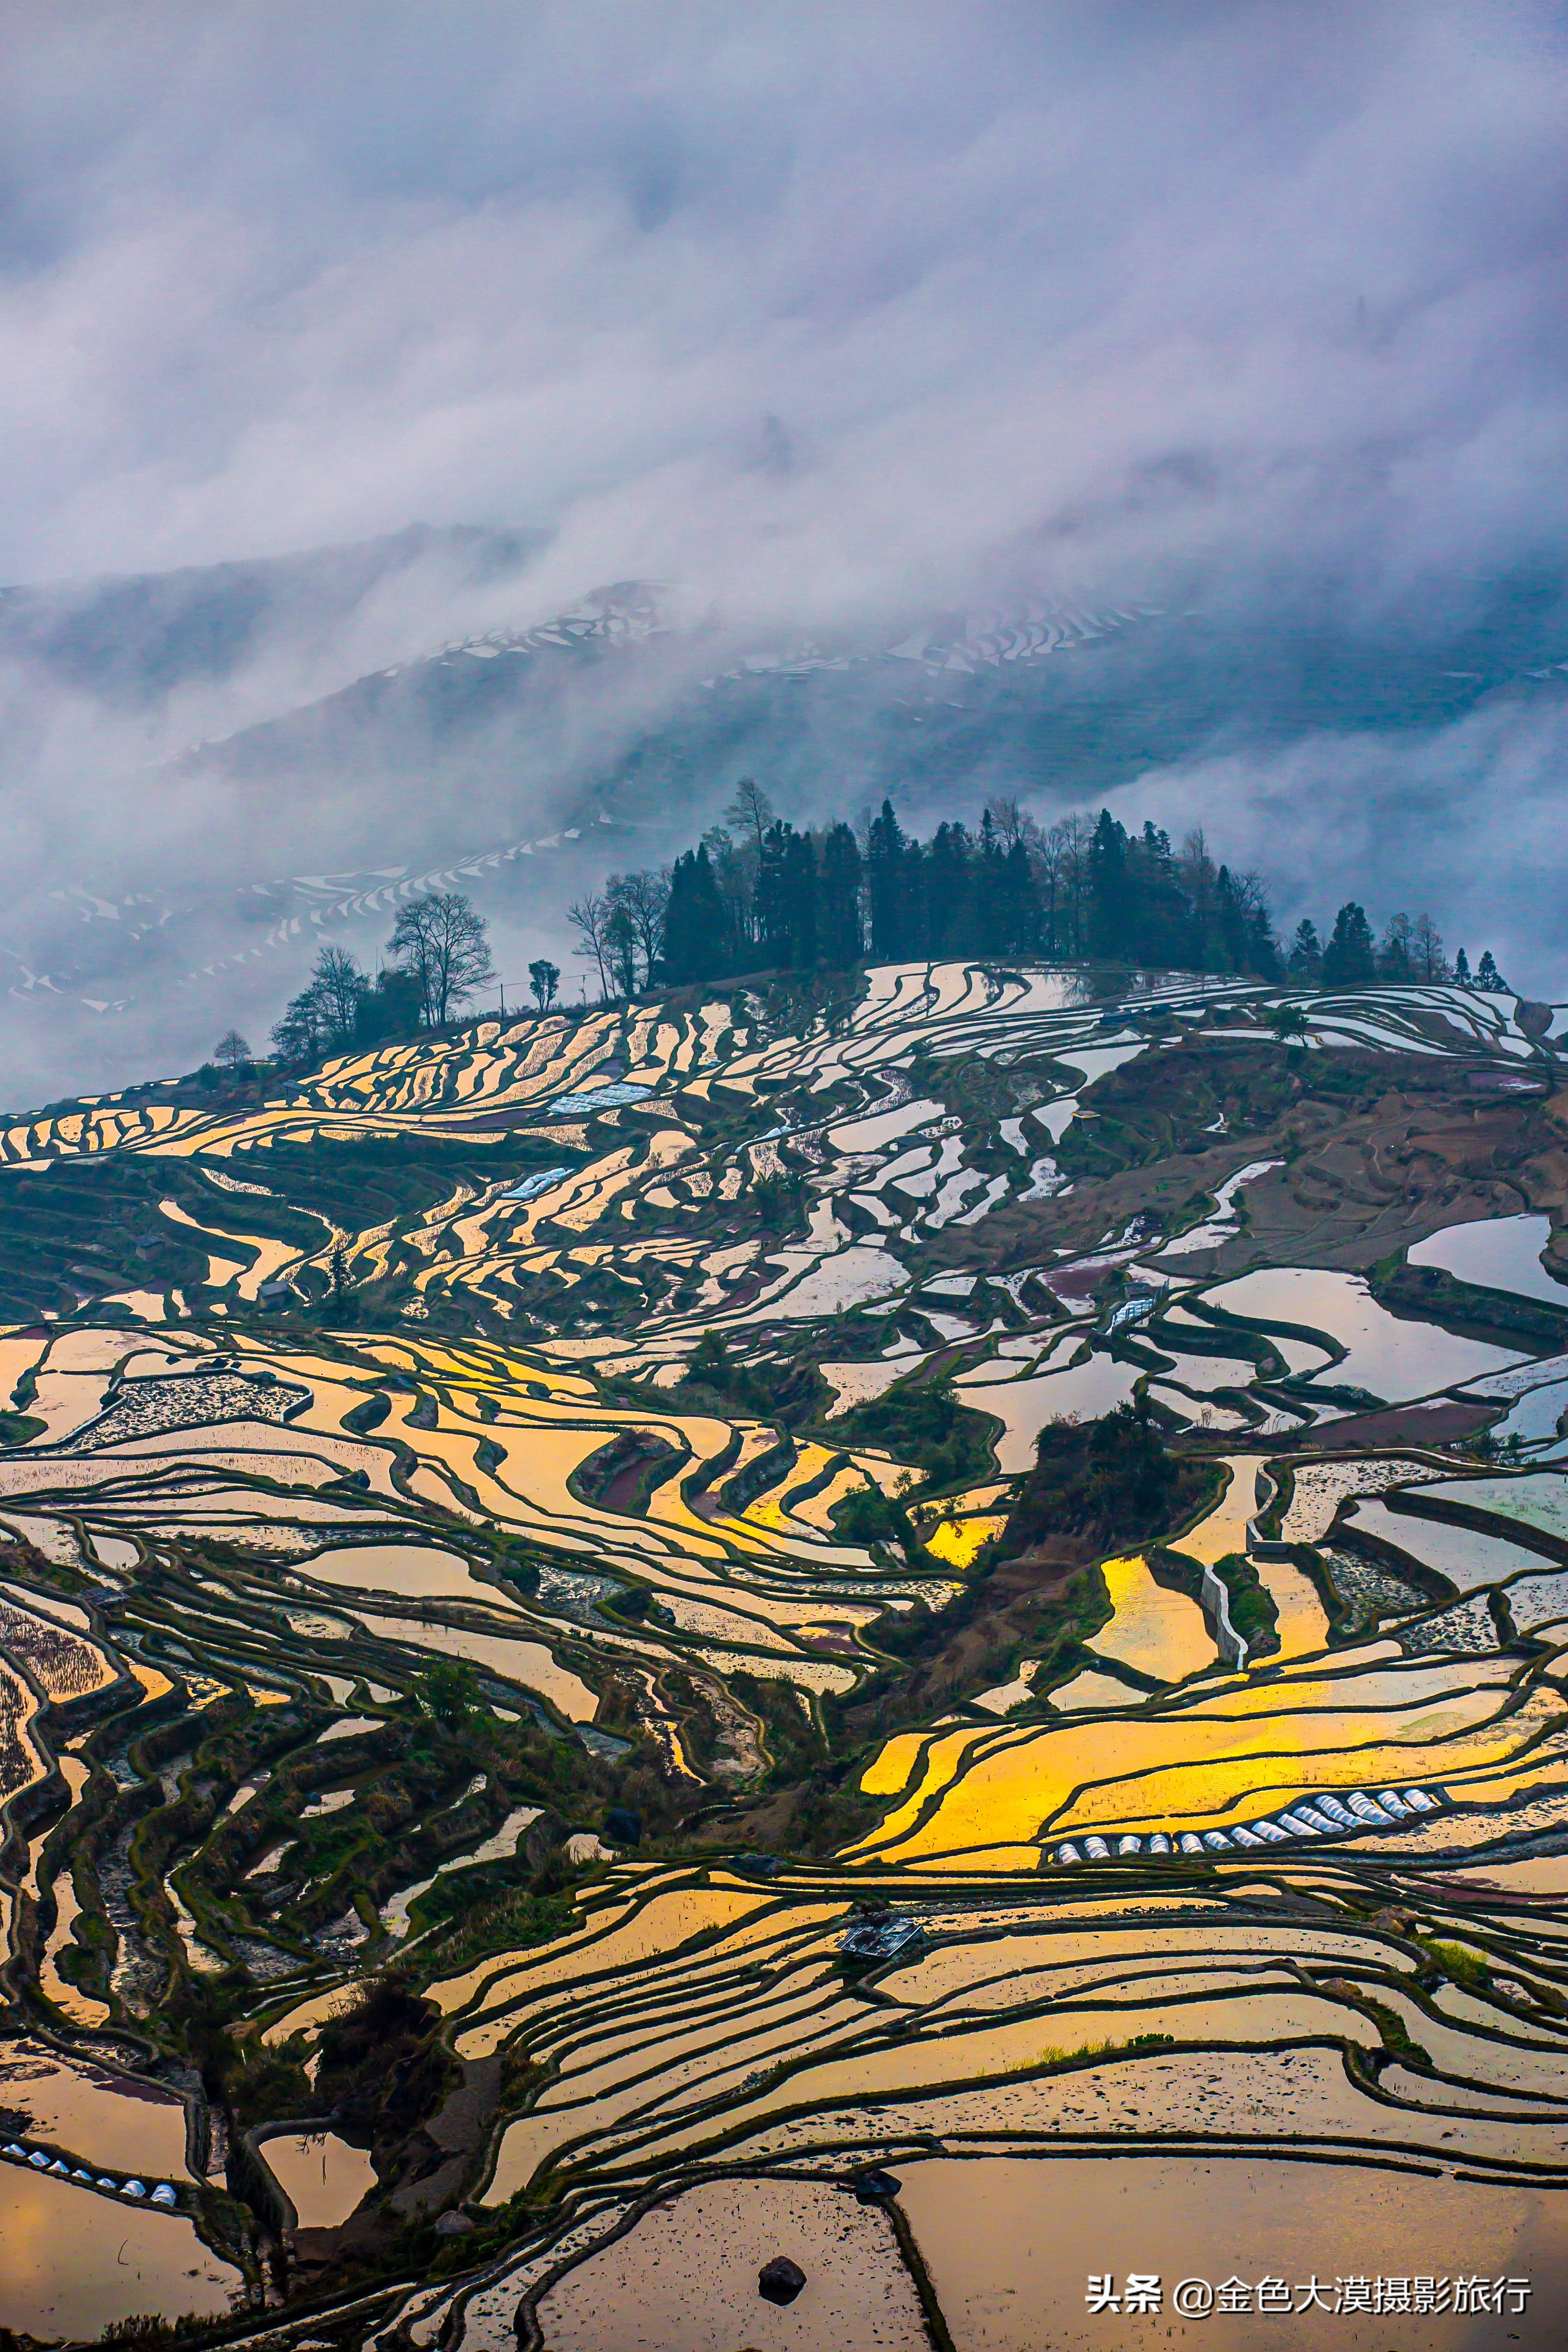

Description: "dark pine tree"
818 824 862 967
1321 902 1377 987
663 845 728 983
1246 904 1282 979
1087 810 1131 957
972 811 1009 955
1287 919 1323 984
1129 823 1183 964
865 800 909 958
900 833 930 958
782 827 818 968
1215 867 1249 971
924 823 971 957
755 822 791 966
1000 836 1039 955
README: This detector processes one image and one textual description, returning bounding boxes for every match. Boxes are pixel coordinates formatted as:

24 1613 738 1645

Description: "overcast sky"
2 2 1564 612
1 0 1566 1096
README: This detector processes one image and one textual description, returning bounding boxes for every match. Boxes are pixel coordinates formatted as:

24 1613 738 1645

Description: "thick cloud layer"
6 2 1566 610
0 0 1565 1100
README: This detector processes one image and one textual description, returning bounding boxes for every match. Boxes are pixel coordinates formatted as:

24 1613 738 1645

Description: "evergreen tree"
817 823 862 967
1001 835 1038 955
1287 919 1323 983
1321 902 1377 986
900 833 930 958
1130 822 1182 963
755 821 791 965
1246 903 1282 979
700 826 754 967
782 828 818 968
865 800 909 958
1179 827 1219 967
662 846 727 984
973 810 1009 955
924 823 970 956
528 788 1480 1013
1215 866 1249 971
1087 810 1129 957
354 967 423 1046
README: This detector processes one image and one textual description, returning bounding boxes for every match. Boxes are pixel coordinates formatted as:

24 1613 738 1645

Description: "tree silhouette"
567 895 612 1000
1322 902 1376 986
387 893 494 1026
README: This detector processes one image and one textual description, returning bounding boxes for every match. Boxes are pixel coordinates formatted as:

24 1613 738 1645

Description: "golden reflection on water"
849 1641 1550 1863
1089 1553 1214 1682
261 2129 377 2227
0 2169 241 2340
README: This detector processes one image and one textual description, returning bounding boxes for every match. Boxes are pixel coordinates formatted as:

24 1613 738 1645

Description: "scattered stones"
758 2255 807 2306
850 2168 902 2203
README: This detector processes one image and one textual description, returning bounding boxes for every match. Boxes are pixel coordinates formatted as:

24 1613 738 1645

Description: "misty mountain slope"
0 522 546 709
165 561 1568 833
163 578 673 805
2 546 1567 1113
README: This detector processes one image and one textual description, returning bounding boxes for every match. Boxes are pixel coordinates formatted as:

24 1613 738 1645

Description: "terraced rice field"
0 961 1566 2342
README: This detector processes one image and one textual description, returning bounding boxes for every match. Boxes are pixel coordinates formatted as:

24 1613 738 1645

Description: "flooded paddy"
1089 1554 1215 1682
1341 1496 1550 1588
301 1539 512 1607
261 2129 376 2227
0 2166 242 2340
533 2176 927 2351
1410 1213 1568 1308
896 2155 1568 2351
1203 1267 1527 1399
2 968 1568 2349
961 1354 1142 1473
0 2039 192 2178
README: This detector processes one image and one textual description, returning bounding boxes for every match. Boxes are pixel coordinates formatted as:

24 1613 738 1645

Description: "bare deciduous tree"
568 895 613 1001
312 945 368 1045
604 902 638 998
387 892 494 1027
1411 912 1450 982
605 867 671 988
724 777 774 858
